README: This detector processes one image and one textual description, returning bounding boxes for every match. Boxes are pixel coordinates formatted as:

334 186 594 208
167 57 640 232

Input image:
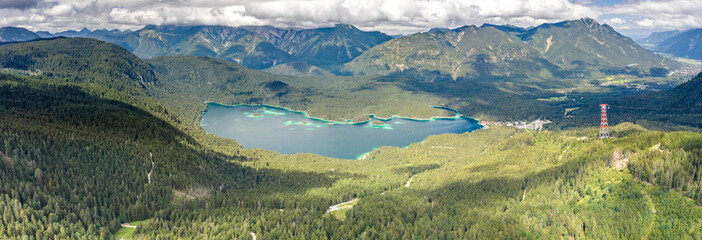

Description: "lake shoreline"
203 101 483 126
200 102 484 159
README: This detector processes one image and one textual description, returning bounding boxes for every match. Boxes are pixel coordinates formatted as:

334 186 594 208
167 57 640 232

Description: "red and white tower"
599 104 610 138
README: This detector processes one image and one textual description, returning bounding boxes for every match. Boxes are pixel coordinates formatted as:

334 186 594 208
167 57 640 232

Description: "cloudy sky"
1 0 700 38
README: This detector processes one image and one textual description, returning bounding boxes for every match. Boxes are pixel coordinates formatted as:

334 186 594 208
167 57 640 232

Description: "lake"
200 103 482 159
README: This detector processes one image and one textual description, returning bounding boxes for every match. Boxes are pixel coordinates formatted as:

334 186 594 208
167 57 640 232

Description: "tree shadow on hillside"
0 78 364 211
392 164 441 175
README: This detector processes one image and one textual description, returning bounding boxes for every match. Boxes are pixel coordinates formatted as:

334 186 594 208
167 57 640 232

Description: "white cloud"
603 0 702 29
0 0 698 35
603 17 625 25
44 4 74 16
242 0 601 33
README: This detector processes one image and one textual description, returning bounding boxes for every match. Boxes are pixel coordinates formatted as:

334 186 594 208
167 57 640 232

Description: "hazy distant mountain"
22 24 389 69
243 24 392 66
426 28 451 34
344 18 678 80
42 27 92 37
101 25 295 69
637 30 680 48
290 24 392 66
655 29 702 60
36 28 130 39
0 27 39 42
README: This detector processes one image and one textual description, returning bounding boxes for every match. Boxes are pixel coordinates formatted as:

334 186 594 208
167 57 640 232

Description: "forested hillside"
145 55 455 123
0 36 701 239
606 72 702 130
0 73 268 238
3 72 702 238
0 37 155 93
263 61 334 76
1 37 693 130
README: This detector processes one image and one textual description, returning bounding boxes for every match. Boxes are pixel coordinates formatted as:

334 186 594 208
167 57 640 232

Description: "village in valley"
480 119 552 130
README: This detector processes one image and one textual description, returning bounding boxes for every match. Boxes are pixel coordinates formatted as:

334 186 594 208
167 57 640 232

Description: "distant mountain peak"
580 17 597 23
328 24 363 33
480 23 528 34
454 25 478 31
2 26 27 30
425 25 476 34
427 27 450 34
334 23 356 29
480 23 521 28
546 17 604 30
580 17 606 29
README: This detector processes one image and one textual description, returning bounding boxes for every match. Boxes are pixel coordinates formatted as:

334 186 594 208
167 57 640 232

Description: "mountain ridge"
343 18 679 80
242 24 392 66
0 19 681 78
638 28 702 60
17 24 392 70
0 26 40 42
656 29 702 60
342 24 558 80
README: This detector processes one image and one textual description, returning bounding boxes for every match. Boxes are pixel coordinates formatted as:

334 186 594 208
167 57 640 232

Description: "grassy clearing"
676 58 702 65
328 199 360 220
537 95 568 102
112 218 153 240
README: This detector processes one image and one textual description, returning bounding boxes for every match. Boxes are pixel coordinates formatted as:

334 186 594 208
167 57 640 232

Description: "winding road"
147 152 154 184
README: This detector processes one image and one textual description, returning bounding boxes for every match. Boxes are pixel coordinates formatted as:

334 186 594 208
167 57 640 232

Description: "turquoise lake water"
200 103 482 159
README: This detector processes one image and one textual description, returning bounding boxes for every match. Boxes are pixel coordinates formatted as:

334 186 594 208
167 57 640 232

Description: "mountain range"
639 29 702 60
0 18 680 80
0 24 391 70
344 18 678 80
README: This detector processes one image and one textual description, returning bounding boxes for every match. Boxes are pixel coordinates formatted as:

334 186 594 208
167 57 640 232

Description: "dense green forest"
557 72 702 132
1 37 702 239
